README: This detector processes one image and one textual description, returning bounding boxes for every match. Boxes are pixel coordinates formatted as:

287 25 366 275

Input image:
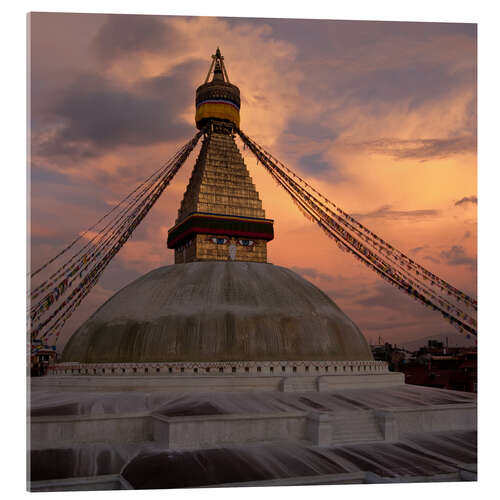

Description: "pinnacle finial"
196 47 240 130
203 47 230 84
213 49 224 81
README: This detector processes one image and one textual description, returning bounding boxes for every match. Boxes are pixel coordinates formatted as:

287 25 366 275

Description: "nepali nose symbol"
228 243 237 260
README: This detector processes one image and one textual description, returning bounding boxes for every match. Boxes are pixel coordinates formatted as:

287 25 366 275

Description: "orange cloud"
29 14 476 348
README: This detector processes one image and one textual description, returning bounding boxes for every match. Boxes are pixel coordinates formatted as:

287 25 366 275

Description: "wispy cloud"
34 62 201 162
455 195 477 206
410 246 427 254
355 282 414 310
423 255 440 264
92 14 180 62
342 135 476 161
290 266 336 282
351 204 440 220
439 245 476 269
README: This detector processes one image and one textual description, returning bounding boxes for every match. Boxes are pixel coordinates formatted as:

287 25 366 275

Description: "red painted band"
167 226 274 248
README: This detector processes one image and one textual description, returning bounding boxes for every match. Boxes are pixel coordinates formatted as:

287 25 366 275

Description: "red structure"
401 351 477 393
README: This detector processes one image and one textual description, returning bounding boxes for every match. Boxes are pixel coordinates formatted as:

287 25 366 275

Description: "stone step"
333 423 380 431
280 377 318 393
333 428 381 436
332 435 381 444
333 422 380 429
330 411 383 444
333 426 380 432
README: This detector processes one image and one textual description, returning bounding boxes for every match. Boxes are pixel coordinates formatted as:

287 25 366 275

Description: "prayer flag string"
237 128 477 337
29 130 204 341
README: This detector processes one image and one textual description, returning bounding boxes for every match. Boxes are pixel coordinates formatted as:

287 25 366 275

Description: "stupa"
29 49 477 491
60 46 376 371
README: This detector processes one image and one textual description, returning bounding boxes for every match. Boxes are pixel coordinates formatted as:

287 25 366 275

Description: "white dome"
62 262 373 363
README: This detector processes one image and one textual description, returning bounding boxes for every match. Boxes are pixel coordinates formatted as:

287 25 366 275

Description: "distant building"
30 341 57 377
372 340 477 393
371 342 410 372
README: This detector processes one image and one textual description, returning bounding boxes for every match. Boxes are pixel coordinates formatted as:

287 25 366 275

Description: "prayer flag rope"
237 128 477 337
241 131 476 312
30 130 203 341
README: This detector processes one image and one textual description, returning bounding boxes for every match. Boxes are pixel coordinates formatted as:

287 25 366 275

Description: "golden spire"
167 50 274 264
195 47 240 130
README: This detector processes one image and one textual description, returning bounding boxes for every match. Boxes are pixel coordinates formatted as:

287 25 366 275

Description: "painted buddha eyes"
238 239 254 247
210 237 254 246
211 237 228 245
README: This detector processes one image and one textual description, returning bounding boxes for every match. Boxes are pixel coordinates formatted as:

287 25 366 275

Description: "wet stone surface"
30 444 133 481
122 444 350 489
30 402 80 417
404 430 477 465
120 430 476 489
30 383 476 417
29 430 476 486
158 401 226 417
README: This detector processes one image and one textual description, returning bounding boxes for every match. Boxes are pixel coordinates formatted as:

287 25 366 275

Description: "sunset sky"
29 13 477 349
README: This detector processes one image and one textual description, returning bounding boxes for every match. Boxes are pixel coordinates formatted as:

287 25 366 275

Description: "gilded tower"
167 48 274 263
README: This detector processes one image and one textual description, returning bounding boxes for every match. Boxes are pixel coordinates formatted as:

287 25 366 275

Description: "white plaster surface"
62 262 374 363
29 377 476 490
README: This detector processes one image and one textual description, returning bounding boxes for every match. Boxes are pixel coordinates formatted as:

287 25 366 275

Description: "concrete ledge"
28 465 476 490
29 474 132 492
32 371 403 394
49 359 388 377
375 410 399 440
30 412 152 449
387 403 477 437
30 402 476 450
152 411 307 449
460 469 477 481
364 471 462 483
32 375 283 393
280 376 317 392
216 471 368 487
306 412 333 445
318 372 404 391
212 468 474 487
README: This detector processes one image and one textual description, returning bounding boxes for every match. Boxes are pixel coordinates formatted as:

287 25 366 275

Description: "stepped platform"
29 379 476 490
